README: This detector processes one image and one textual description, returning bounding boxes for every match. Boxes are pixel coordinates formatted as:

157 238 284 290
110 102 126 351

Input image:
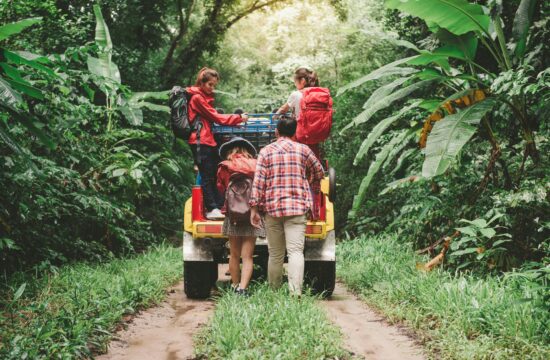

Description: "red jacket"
217 154 257 194
186 86 243 147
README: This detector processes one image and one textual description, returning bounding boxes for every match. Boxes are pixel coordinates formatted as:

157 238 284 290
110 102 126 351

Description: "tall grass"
195 284 350 359
0 244 181 359
338 234 550 360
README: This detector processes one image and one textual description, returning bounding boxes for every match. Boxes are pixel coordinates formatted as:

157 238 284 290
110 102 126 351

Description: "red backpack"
295 87 333 144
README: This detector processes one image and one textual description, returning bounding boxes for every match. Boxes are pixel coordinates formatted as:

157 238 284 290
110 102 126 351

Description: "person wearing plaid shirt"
250 116 324 295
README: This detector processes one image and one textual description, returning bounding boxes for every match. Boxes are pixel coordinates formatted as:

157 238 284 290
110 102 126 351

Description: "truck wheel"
184 261 213 299
304 261 336 298
210 262 218 287
328 167 336 203
252 255 268 281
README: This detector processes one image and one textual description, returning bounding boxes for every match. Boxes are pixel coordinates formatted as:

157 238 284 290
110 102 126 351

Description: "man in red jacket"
187 67 248 220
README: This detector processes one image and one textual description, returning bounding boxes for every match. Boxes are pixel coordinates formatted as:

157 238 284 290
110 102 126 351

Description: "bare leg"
228 236 242 287
239 236 256 289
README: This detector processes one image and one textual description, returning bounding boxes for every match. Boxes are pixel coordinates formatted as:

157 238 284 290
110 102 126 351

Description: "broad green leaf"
119 106 143 126
385 0 490 36
0 18 41 41
354 101 420 165
349 130 411 218
0 62 25 83
422 99 495 178
479 227 496 239
363 76 411 109
337 56 419 96
0 78 23 109
88 5 121 83
451 247 478 256
343 79 433 132
3 50 57 77
87 56 121 84
419 99 442 112
379 174 422 195
129 91 169 104
512 0 537 57
93 4 112 52
6 78 43 100
456 226 477 237
436 29 478 60
13 283 26 301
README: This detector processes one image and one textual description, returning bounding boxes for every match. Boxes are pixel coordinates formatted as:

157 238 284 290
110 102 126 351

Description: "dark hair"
216 107 225 114
194 67 219 86
233 108 244 115
294 67 319 87
277 115 297 137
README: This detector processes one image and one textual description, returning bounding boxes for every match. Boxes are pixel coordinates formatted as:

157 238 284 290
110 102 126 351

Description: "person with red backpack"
187 67 249 220
275 67 333 160
217 137 265 296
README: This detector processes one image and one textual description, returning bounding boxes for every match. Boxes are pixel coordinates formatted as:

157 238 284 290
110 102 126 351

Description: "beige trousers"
264 214 307 295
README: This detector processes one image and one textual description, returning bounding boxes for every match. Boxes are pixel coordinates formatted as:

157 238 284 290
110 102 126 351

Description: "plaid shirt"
250 137 325 217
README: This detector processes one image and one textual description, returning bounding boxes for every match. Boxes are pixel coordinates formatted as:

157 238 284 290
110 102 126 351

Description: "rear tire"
210 262 218 287
252 255 268 281
304 261 336 298
184 261 213 299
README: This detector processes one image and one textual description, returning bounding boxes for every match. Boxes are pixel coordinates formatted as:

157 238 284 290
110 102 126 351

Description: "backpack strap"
194 115 203 164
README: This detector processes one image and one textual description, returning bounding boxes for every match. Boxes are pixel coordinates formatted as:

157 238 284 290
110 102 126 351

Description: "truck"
182 114 337 298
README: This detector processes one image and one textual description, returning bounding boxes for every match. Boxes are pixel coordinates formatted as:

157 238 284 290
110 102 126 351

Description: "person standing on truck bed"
187 67 248 220
249 116 325 295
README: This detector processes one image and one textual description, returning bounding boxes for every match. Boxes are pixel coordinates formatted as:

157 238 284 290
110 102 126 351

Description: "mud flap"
304 230 336 261
183 232 226 261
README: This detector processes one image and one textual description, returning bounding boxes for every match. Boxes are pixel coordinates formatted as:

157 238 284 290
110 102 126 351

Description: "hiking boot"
206 208 225 220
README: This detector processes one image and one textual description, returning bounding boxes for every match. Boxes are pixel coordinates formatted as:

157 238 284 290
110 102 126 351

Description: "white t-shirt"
287 90 303 118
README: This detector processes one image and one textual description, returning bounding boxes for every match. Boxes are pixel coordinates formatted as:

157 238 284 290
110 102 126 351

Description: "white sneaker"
206 208 225 220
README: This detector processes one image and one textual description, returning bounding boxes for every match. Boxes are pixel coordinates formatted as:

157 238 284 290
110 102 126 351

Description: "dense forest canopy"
0 0 548 279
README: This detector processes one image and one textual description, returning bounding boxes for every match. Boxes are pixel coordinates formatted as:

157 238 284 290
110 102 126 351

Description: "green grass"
338 234 550 360
0 244 181 359
194 284 350 359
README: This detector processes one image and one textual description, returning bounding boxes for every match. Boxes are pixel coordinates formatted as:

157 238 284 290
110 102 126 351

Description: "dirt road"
98 267 424 360
96 283 214 360
321 283 425 360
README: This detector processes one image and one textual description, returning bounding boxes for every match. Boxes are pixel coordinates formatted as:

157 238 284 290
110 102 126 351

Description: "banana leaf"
385 0 490 36
512 0 538 58
0 17 42 41
422 98 495 178
88 5 121 83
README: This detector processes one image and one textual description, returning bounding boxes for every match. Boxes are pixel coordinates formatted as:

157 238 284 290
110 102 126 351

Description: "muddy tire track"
321 282 425 360
96 282 214 360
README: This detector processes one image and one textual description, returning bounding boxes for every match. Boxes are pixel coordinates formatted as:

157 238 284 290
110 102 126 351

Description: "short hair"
277 116 297 137
233 108 244 115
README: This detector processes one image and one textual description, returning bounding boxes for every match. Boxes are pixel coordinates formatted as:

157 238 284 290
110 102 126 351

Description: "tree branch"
161 0 196 76
226 0 284 29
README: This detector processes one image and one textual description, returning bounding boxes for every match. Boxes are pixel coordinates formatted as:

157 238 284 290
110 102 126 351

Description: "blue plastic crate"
212 113 278 149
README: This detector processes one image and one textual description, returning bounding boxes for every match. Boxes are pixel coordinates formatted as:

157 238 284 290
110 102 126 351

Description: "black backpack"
168 86 200 140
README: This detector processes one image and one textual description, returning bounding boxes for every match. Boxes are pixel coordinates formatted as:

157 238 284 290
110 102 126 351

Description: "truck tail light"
306 225 323 234
196 224 222 234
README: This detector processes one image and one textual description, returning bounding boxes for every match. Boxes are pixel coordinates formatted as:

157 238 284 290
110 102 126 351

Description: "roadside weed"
338 234 550 360
0 244 181 359
195 284 350 359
